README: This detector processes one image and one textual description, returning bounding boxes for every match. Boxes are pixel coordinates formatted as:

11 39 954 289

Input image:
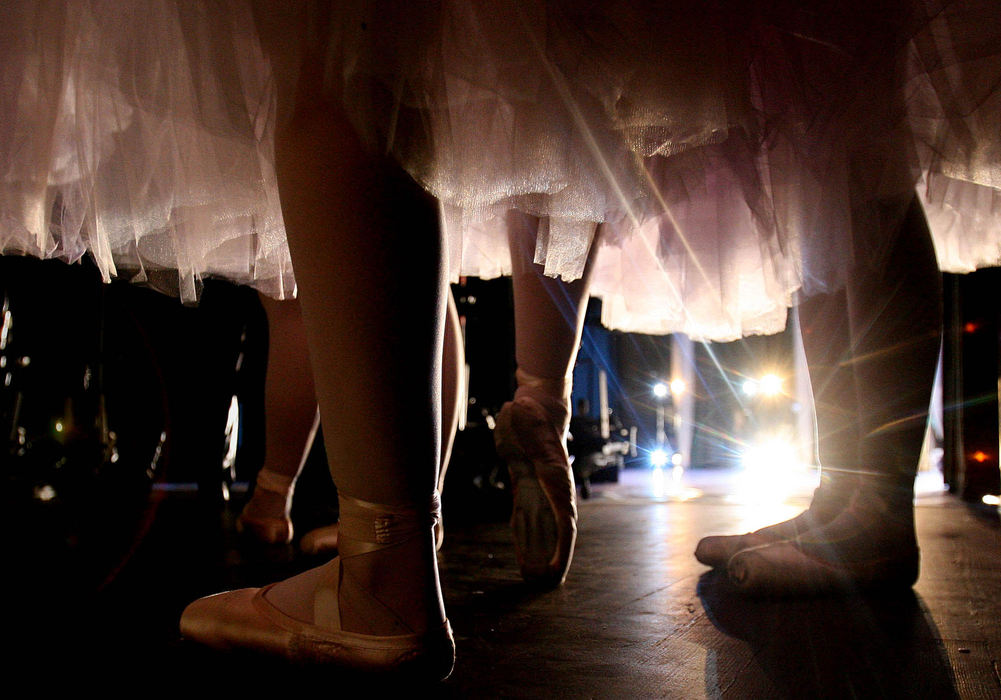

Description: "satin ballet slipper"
181 494 455 678
237 468 295 545
495 394 577 588
725 488 919 596
694 478 854 568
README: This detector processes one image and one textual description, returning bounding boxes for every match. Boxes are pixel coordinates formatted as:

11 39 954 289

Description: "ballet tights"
507 210 599 425
238 295 316 532
242 289 463 543
262 82 447 637
798 197 941 498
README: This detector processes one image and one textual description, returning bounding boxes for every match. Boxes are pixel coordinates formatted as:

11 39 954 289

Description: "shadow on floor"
698 570 960 698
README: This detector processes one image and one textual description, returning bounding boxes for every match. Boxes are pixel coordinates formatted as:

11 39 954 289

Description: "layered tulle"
907 0 1001 273
422 0 1001 339
0 1 293 302
2 1 1000 337
410 1 939 338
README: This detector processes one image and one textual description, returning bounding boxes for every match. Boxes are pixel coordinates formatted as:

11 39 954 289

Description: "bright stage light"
759 373 783 397
650 448 669 468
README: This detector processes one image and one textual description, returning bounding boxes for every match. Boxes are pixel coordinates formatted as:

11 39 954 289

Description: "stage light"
650 448 669 468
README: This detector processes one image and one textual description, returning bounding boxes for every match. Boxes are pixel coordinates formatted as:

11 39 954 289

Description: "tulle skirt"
1 1 1000 338
908 0 1001 275
0 0 292 302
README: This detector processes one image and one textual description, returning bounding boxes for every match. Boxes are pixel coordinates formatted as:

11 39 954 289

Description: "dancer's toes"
694 485 852 568
695 532 777 569
509 468 563 584
725 508 919 596
181 587 293 656
727 542 856 595
182 494 454 678
727 541 918 596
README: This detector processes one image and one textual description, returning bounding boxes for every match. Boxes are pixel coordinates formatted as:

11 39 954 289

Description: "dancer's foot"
694 480 853 568
495 391 577 588
237 469 295 545
726 487 918 596
181 494 453 677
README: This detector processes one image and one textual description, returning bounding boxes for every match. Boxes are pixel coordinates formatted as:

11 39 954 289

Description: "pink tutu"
2 1 1000 338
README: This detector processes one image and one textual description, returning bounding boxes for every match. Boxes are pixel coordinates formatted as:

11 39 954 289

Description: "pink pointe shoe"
495 395 577 588
724 487 920 596
236 468 295 545
694 483 851 568
181 494 455 679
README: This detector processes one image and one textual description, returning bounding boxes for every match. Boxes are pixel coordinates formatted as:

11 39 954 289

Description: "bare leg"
508 213 596 386
494 211 598 586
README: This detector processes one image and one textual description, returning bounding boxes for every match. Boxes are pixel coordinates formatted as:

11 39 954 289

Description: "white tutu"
0 0 292 303
315 1 1001 338
907 0 1001 273
2 1 1000 338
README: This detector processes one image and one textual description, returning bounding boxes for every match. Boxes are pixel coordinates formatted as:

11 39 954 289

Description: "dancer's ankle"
337 535 444 636
513 369 570 433
238 468 295 544
244 468 294 518
336 493 445 636
261 493 445 637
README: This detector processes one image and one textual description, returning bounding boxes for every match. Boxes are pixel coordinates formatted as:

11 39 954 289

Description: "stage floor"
8 466 1000 698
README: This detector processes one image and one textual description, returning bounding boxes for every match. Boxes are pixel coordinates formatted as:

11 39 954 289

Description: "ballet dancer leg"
237 295 318 546
723 198 941 594
432 290 464 550
297 290 463 555
694 290 860 567
180 70 453 674
237 288 461 554
494 211 599 588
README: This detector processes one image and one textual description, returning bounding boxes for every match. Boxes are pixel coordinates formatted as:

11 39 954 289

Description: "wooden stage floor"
7 467 1000 697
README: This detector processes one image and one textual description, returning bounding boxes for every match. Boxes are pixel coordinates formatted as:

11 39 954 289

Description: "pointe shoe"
236 469 295 545
694 483 851 568
495 395 577 588
725 491 919 596
180 587 455 675
181 494 455 678
299 523 340 556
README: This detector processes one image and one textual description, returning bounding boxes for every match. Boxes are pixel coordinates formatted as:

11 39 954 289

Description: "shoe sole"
509 459 559 585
